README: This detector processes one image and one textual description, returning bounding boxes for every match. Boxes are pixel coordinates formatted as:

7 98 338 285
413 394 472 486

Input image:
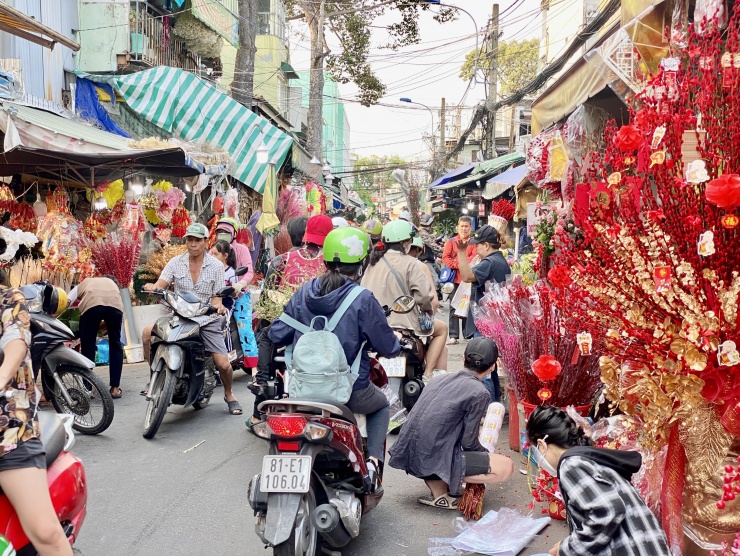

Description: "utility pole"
486 3 499 160
438 97 446 175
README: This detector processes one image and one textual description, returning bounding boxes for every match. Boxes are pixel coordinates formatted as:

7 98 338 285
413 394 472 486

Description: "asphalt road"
68 339 567 556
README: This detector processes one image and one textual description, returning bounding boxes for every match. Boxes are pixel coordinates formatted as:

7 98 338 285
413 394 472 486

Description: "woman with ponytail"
526 406 670 556
269 228 400 487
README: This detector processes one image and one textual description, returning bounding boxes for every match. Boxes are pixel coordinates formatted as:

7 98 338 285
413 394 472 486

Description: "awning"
280 62 300 80
431 153 525 190
0 145 201 185
79 67 294 194
428 162 476 188
0 1 80 51
291 143 322 180
483 164 528 199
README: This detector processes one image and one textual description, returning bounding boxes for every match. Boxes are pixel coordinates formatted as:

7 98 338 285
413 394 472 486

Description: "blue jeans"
346 383 389 462
473 331 501 403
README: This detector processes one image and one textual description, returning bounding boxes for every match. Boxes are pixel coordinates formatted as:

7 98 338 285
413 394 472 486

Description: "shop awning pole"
0 1 81 51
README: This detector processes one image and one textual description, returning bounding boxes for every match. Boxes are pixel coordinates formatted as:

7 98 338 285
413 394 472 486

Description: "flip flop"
225 398 243 415
417 493 459 510
110 388 122 399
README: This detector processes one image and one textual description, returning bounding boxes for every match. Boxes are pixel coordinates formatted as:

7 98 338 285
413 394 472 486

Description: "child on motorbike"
268 227 400 486
362 220 448 381
389 337 514 509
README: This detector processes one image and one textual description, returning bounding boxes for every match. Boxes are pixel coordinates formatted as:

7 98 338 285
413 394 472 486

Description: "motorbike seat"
38 412 66 467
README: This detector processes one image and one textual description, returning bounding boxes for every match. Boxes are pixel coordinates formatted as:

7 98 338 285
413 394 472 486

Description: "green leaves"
459 38 540 98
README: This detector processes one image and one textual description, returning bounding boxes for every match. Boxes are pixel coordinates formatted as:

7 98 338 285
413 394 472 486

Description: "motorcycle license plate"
261 455 311 493
228 350 238 363
379 356 406 378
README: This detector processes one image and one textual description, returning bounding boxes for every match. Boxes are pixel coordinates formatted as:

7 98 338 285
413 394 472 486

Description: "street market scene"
0 0 739 555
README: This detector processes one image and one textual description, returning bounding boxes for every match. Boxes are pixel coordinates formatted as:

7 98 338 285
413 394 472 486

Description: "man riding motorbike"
142 223 242 415
268 227 400 486
248 215 333 428
362 220 448 380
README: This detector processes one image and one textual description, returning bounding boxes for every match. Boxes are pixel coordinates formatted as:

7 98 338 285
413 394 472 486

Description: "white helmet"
331 216 349 228
399 210 412 222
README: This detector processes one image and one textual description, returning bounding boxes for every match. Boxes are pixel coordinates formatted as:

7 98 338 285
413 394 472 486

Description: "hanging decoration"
171 205 191 238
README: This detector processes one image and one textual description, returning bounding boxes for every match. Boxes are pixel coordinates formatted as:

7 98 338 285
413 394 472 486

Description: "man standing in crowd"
442 216 476 344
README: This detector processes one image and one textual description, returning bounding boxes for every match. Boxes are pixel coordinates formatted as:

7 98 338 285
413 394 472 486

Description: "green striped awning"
84 67 293 195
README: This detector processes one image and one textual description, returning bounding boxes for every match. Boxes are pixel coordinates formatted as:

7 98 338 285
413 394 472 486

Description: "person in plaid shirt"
526 406 670 556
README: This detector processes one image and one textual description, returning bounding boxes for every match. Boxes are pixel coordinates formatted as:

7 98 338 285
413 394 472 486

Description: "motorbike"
380 327 427 413
0 410 87 554
247 296 415 556
21 283 114 435
142 285 236 439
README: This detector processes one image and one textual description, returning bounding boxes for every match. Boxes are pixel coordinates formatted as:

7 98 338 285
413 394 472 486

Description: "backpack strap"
349 340 367 376
326 286 365 331
278 312 311 335
381 256 410 296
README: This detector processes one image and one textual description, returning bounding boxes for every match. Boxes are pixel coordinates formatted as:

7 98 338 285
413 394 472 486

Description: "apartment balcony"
129 8 201 73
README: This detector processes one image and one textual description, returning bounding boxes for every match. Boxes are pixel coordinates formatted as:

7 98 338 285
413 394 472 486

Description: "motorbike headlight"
174 297 204 319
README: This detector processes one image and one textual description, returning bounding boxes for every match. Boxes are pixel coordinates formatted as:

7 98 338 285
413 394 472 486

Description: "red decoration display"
532 355 562 382
613 125 644 152
706 174 740 209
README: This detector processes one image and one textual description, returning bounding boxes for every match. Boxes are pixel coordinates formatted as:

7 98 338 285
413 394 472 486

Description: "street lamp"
256 142 269 164
423 1 480 81
399 97 435 133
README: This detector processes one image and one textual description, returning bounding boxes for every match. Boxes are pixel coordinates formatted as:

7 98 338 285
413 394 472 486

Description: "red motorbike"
0 412 87 554
247 296 415 556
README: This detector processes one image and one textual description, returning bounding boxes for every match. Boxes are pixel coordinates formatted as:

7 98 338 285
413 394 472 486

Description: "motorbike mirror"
216 286 236 298
391 295 416 314
234 266 249 277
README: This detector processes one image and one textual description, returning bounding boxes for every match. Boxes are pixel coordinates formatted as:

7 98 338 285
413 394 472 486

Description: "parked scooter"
381 327 427 413
142 283 239 439
247 296 415 556
21 282 114 435
0 411 87 553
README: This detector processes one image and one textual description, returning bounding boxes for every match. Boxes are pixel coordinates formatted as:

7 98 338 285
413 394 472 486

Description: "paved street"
69 337 567 556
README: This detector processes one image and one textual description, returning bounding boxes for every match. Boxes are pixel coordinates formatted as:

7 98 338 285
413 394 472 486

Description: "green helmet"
382 219 413 243
362 218 383 239
322 227 370 264
411 236 424 249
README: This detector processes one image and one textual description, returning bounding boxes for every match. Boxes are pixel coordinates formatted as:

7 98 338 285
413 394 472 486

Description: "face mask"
532 437 558 477
217 233 232 243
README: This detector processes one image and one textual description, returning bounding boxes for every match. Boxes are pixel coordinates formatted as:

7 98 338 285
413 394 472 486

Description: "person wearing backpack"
268 227 400 487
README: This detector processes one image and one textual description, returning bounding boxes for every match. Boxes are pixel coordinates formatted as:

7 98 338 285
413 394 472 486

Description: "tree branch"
287 11 306 21
326 0 399 18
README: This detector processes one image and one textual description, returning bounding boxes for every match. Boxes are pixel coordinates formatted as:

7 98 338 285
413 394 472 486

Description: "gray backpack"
278 286 366 404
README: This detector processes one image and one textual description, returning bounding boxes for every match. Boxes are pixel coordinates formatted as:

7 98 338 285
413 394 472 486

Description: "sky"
287 0 545 169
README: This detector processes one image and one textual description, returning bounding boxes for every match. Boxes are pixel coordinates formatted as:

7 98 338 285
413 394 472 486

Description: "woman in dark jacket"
269 227 400 487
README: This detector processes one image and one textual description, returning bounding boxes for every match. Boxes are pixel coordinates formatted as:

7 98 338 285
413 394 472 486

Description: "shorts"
422 451 490 481
0 439 46 472
199 318 228 356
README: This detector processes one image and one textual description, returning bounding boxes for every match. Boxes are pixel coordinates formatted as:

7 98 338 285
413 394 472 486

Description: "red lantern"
722 213 739 229
532 355 562 382
537 387 553 402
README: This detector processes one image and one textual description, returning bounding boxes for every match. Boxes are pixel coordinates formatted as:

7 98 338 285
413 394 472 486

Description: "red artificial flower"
633 110 652 131
613 125 644 152
532 355 562 382
706 174 740 209
547 265 573 288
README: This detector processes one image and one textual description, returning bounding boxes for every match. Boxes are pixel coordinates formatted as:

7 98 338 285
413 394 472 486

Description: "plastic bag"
451 281 472 317
380 383 407 432
428 508 551 555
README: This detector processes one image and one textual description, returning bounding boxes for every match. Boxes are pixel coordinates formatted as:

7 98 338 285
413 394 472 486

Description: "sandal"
225 398 243 415
446 338 459 345
246 417 263 434
417 493 460 510
110 387 122 399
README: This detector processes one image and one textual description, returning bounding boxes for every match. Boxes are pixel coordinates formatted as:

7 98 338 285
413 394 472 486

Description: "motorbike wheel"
49 366 114 435
273 487 320 556
143 369 176 439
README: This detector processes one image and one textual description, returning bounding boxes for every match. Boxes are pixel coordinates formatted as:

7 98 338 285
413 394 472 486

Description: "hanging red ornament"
532 355 562 382
706 174 740 209
537 387 553 402
171 204 191 238
613 125 644 152
721 213 740 229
